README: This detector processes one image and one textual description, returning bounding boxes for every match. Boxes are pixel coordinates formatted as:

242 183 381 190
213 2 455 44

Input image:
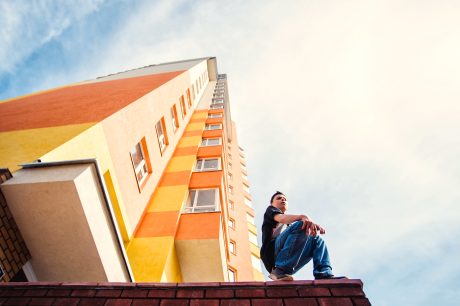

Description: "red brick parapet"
0 279 371 305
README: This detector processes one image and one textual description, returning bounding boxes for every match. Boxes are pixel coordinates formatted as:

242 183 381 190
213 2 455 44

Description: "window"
208 113 223 118
155 118 168 154
195 158 220 172
249 231 258 245
242 173 248 181
210 104 224 109
191 84 195 101
205 124 222 130
170 105 179 132
212 98 224 104
251 254 262 272
228 185 234 195
228 218 235 229
246 213 255 225
186 89 192 107
241 163 247 171
228 172 233 181
228 200 234 210
228 153 232 159
180 96 186 118
229 241 236 254
201 138 221 146
244 197 253 207
243 183 250 193
228 268 236 282
130 140 150 186
184 189 220 213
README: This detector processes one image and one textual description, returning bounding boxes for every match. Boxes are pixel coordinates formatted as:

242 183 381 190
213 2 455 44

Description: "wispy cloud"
0 0 104 73
1 1 459 304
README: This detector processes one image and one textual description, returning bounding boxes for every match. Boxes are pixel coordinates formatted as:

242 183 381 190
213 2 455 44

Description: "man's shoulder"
264 205 283 216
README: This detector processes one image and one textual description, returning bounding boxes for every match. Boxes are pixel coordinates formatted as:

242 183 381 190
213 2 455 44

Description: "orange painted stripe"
208 109 224 114
206 118 223 124
197 146 222 158
189 171 223 189
203 129 223 138
0 70 184 132
135 211 180 237
182 130 202 137
174 146 198 156
176 212 220 240
189 118 207 123
160 170 191 186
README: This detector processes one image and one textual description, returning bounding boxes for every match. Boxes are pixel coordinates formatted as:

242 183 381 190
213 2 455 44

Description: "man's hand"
301 219 326 236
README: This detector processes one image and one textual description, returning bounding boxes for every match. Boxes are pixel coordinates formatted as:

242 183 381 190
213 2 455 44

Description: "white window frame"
228 218 235 229
208 113 223 118
249 231 258 246
244 196 253 207
184 188 220 213
155 119 167 153
246 213 255 225
130 142 149 186
205 123 222 130
212 98 224 104
228 268 236 282
195 158 221 172
201 138 221 147
229 241 236 254
170 106 178 132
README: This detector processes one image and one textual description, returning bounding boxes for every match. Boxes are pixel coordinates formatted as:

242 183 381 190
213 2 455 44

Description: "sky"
1 0 460 304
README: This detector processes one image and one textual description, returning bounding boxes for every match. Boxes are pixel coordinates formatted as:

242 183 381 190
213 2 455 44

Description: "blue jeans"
274 221 332 277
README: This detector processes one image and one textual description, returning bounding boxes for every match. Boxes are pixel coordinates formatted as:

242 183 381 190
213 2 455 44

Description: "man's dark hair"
270 191 285 204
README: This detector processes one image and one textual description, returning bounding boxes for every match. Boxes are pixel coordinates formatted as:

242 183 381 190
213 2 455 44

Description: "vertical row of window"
129 76 207 189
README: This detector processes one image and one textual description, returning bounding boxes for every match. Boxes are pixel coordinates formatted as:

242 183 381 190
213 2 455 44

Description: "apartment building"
0 57 264 282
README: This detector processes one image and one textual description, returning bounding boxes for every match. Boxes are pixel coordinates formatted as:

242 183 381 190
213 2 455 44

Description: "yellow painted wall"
0 123 94 172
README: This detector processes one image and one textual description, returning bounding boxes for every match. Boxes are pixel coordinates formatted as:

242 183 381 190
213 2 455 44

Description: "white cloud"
0 0 104 73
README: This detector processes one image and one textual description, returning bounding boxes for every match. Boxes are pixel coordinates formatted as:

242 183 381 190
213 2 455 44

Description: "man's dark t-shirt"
260 205 283 272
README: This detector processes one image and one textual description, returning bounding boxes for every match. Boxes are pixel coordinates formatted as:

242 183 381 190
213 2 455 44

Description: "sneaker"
314 273 347 280
269 268 294 281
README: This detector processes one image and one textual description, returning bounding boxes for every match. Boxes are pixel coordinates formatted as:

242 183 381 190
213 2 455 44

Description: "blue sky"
1 1 460 305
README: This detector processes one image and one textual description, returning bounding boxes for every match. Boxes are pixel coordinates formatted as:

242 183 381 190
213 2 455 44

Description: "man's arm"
274 213 326 235
274 213 310 225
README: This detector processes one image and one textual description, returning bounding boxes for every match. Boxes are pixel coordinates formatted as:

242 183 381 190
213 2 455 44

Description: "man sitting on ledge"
260 191 345 281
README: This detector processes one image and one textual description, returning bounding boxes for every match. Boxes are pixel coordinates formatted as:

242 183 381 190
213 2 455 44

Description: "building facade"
0 57 264 282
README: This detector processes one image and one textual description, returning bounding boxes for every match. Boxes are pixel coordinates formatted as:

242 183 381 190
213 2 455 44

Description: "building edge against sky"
0 57 264 282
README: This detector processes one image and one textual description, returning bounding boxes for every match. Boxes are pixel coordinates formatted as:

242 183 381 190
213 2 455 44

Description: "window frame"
170 104 179 133
180 96 186 118
155 117 168 154
205 123 223 131
129 139 150 188
201 138 222 147
194 158 221 172
208 113 223 119
228 267 237 282
228 218 235 229
184 188 220 213
249 231 258 245
229 240 236 255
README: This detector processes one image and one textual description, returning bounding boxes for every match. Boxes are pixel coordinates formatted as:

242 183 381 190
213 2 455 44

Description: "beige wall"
0 163 130 282
100 59 216 238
